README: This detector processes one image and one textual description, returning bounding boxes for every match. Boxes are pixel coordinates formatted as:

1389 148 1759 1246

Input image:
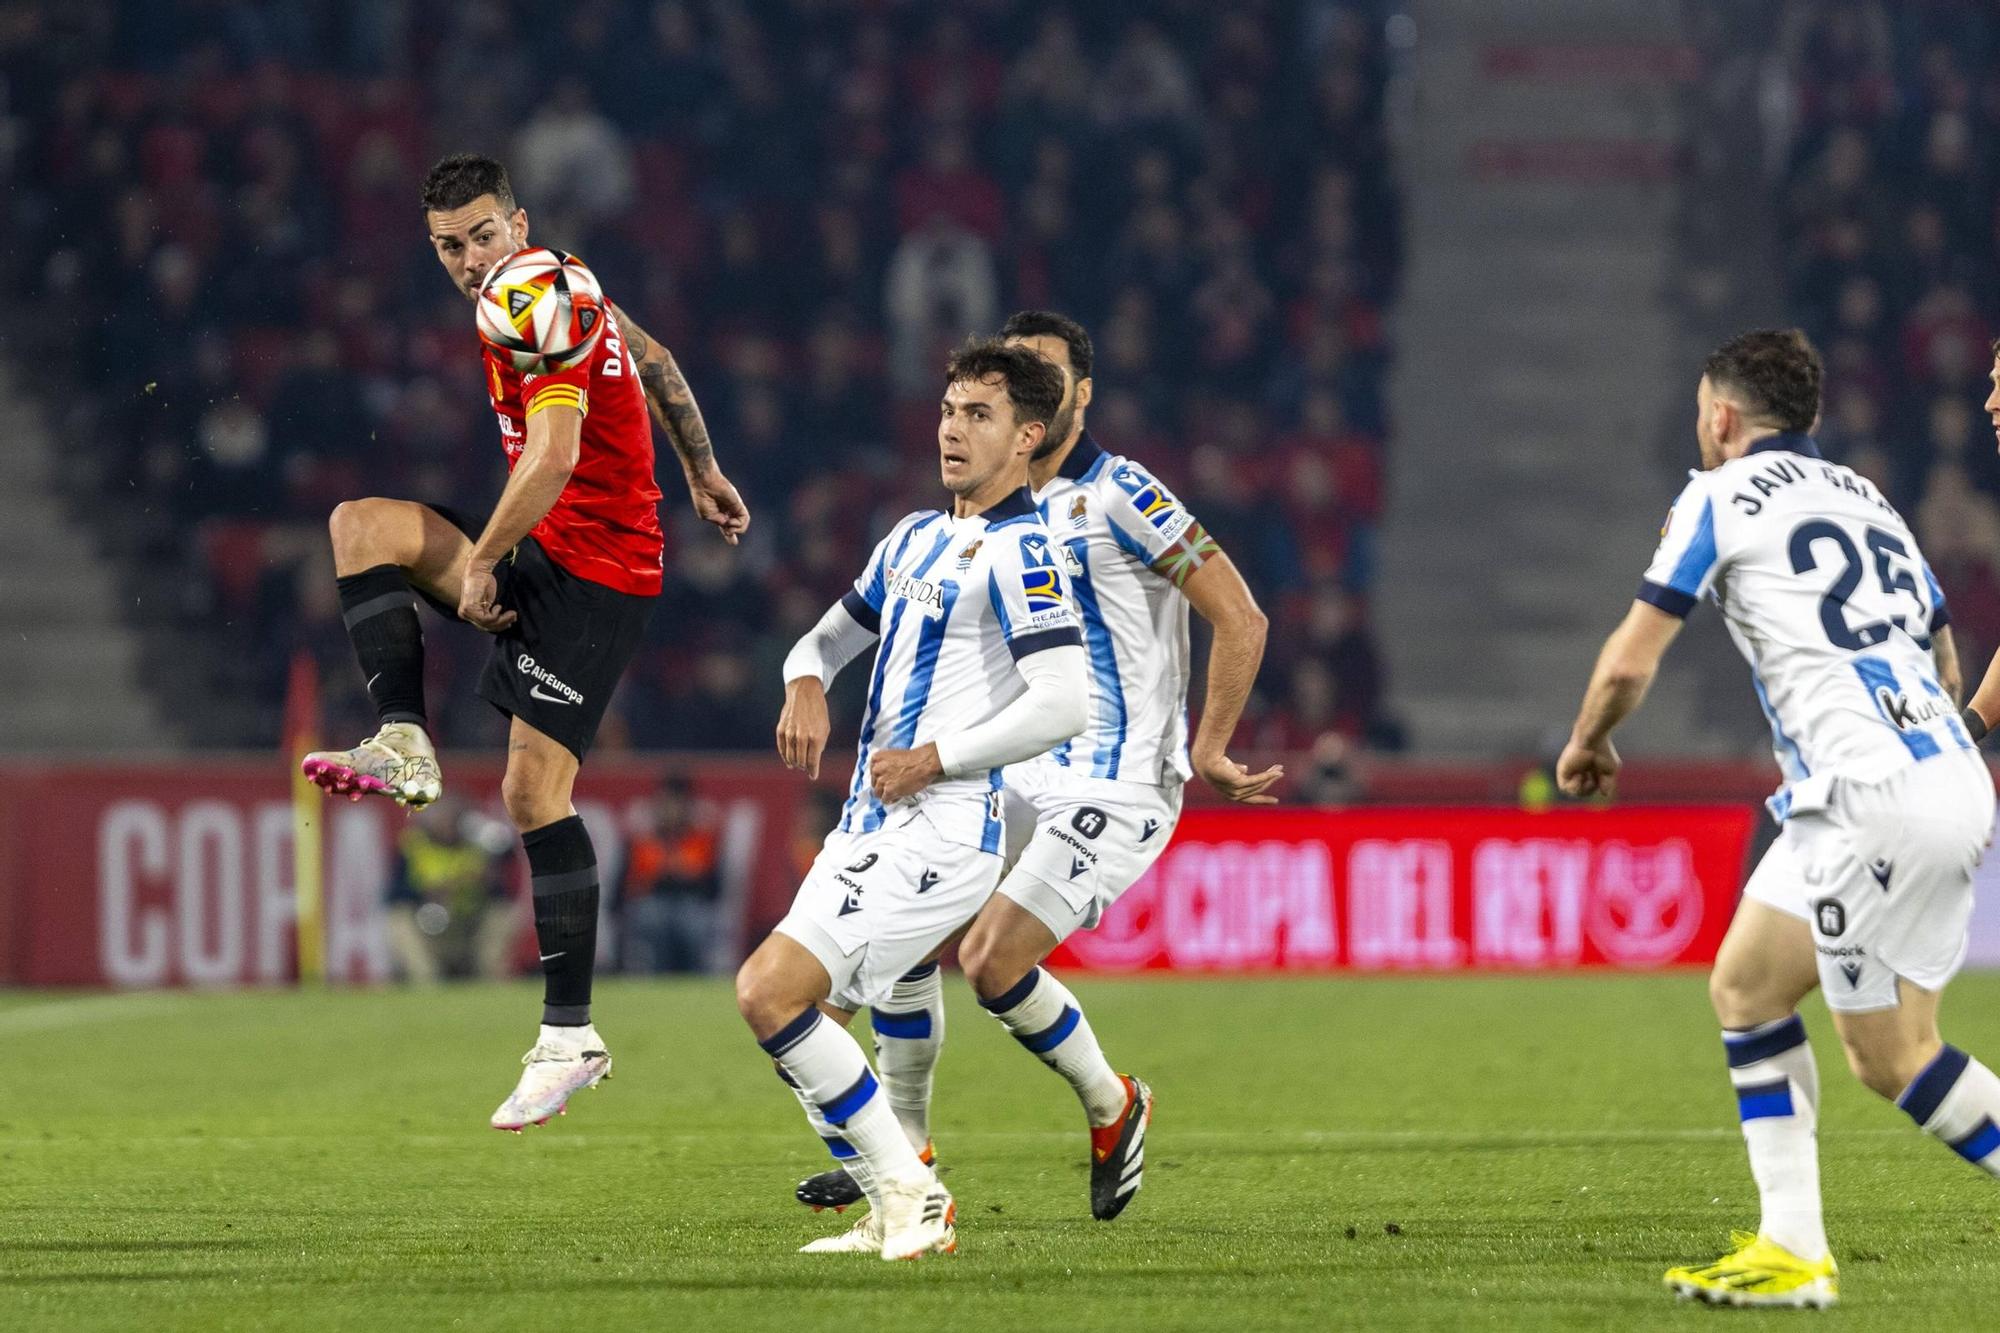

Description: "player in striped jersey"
736 339 1089 1260
1559 330 2000 1309
792 311 1279 1225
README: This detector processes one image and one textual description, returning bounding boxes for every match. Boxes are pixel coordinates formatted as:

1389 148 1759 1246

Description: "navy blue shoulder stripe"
839 589 881 633
1637 579 1696 618
1007 625 1083 660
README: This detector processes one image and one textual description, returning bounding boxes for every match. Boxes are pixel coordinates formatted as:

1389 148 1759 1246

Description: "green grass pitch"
6 973 2000 1330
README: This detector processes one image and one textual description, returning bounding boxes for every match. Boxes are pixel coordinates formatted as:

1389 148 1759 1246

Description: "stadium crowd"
11 0 1401 755
1769 1 2000 676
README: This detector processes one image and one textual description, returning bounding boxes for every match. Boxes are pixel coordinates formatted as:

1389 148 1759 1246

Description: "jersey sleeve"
1103 461 1221 588
1922 557 1952 631
987 528 1083 660
839 530 898 634
521 363 590 419
1637 475 1723 618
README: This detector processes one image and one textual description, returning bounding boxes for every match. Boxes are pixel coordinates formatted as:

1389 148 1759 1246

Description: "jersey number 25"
1789 519 1931 651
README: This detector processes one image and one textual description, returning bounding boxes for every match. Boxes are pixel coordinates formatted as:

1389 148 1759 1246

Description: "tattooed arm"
609 302 750 545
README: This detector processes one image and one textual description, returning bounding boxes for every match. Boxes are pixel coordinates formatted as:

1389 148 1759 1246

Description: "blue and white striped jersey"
1024 432 1218 787
1638 433 1967 815
835 487 1083 849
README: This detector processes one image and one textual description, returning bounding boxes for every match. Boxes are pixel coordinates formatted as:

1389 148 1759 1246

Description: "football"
474 246 606 374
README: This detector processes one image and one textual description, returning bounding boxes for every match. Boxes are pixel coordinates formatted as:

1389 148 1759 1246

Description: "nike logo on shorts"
530 684 577 705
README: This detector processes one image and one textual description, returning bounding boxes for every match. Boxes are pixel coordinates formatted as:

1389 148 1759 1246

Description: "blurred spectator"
1094 20 1197 132
1299 733 1361 806
512 79 636 235
383 796 520 982
791 787 843 885
885 217 999 393
619 775 723 973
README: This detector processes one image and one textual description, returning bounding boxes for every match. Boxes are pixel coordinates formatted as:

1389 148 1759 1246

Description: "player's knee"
1708 968 1778 1029
959 930 1028 1002
733 955 794 1033
732 959 765 1027
956 929 996 997
327 498 383 563
499 765 566 831
1706 969 1746 1023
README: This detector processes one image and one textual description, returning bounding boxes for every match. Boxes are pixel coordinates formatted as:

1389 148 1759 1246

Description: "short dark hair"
421 154 516 215
1704 329 1822 433
999 309 1094 379
944 336 1065 428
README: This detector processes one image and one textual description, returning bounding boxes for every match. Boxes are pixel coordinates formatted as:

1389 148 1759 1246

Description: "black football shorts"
422 504 654 762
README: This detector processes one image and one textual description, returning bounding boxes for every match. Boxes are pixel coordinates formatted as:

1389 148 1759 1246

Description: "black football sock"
336 564 427 727
523 815 598 1026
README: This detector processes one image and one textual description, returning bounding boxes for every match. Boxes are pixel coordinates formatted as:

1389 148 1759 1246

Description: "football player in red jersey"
302 155 749 1130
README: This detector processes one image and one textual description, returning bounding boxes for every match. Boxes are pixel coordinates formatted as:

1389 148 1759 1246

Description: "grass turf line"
4 974 2000 1330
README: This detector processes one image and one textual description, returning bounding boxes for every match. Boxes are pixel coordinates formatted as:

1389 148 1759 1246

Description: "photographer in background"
619 775 723 973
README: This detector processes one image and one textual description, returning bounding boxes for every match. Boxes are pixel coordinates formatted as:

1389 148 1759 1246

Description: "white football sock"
777 1064 878 1209
980 966 1127 1126
1723 1014 1826 1261
871 963 945 1151
1899 1044 2000 1177
759 1008 926 1187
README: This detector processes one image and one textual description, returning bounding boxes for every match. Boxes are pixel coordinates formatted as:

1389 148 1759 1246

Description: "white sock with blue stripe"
1898 1044 2000 1176
1723 1014 1826 1261
776 1064 880 1209
872 963 944 1151
981 967 1127 1127
760 1008 927 1188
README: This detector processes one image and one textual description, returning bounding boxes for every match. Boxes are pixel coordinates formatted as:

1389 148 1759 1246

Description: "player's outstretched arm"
1557 601 1684 798
608 302 750 545
1181 552 1283 804
459 401 583 631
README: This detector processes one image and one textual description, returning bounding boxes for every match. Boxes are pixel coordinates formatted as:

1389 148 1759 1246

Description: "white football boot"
877 1174 956 1261
799 1210 884 1254
490 1024 612 1132
302 722 443 809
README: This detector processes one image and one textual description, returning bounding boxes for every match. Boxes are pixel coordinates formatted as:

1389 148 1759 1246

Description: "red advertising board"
0 759 1757 985
0 758 819 987
1048 806 1757 973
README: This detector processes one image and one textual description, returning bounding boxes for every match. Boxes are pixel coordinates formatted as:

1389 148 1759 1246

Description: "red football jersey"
482 320 664 596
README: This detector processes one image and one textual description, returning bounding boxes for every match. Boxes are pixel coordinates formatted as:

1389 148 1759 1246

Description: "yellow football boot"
1665 1231 1838 1308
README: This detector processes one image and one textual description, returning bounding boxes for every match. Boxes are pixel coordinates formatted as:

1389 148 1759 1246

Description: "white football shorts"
775 805 1001 1011
996 760 1183 941
1744 750 1995 1012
